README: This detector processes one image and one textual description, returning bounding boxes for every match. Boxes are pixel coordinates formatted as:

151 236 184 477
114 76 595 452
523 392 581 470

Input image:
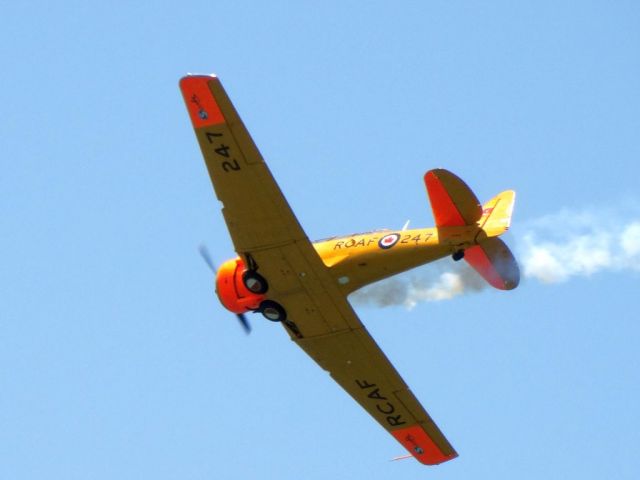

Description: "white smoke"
350 262 486 309
520 210 640 282
350 209 640 309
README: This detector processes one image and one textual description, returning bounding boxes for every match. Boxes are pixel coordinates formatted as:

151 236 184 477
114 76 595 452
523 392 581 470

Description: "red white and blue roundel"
378 233 400 249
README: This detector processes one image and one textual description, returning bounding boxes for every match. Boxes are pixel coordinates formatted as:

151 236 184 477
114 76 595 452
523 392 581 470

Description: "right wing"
296 324 458 465
180 75 457 464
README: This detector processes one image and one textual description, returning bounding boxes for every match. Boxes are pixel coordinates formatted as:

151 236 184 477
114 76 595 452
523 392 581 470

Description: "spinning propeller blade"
198 244 216 273
236 313 251 334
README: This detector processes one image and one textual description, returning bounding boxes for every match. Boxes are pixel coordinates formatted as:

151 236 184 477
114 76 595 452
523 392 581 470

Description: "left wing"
180 75 457 464
180 74 358 336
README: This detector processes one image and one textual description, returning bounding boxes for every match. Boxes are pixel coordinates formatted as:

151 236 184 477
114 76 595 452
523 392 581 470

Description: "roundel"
378 233 400 249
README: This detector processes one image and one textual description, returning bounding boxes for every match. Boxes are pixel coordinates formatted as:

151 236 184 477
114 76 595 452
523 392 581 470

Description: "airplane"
179 74 520 466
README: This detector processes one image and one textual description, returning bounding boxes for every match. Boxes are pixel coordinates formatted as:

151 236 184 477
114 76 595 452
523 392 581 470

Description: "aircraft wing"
179 75 457 465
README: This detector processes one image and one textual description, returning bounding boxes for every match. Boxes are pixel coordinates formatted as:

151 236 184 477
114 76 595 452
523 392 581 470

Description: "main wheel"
259 300 287 322
452 250 465 261
242 270 269 294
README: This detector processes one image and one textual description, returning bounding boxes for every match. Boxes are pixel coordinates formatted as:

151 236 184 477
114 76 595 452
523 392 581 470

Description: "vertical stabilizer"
478 190 516 238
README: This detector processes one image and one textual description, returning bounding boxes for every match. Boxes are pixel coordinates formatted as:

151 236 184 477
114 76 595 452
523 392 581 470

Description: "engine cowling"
215 257 265 313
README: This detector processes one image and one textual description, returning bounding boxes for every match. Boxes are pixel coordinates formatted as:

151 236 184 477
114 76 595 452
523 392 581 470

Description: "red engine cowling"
215 257 265 313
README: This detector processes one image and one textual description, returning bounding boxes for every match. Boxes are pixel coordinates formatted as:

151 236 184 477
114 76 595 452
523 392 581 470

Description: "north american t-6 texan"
179 74 520 465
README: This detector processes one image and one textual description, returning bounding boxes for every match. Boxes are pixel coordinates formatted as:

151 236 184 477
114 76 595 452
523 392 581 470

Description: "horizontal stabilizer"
464 237 520 290
425 169 482 227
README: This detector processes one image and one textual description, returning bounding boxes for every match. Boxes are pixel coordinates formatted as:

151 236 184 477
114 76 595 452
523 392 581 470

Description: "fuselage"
314 225 482 295
215 224 483 314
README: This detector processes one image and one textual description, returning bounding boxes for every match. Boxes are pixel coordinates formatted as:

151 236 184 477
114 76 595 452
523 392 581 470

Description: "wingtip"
184 72 217 78
178 75 225 126
179 73 217 86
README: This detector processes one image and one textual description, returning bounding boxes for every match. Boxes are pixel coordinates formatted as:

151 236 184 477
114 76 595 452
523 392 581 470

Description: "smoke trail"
519 210 640 283
350 261 486 309
350 209 640 309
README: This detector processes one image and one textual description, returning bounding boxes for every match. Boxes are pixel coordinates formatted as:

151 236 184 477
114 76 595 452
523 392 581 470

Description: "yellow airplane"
180 74 519 466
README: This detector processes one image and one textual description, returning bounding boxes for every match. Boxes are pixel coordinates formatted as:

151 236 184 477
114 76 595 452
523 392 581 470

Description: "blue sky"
2 1 639 479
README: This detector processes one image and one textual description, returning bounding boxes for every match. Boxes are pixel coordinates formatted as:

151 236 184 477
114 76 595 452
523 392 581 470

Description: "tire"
259 300 287 322
242 270 269 294
452 250 465 261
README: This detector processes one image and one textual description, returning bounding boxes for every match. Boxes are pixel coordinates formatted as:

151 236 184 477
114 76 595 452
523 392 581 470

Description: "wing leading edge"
180 75 457 465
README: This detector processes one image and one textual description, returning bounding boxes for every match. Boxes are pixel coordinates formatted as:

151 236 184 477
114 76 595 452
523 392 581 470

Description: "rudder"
477 190 516 238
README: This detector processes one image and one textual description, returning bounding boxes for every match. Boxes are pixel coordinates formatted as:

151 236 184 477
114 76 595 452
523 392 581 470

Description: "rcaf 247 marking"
332 232 433 250
205 131 241 172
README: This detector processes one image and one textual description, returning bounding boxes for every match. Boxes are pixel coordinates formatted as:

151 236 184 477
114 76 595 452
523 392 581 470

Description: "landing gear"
242 270 269 294
259 300 287 322
258 299 302 338
452 249 465 261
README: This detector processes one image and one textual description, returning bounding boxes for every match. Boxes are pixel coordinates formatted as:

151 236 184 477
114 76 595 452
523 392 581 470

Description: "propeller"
198 244 216 273
198 244 251 334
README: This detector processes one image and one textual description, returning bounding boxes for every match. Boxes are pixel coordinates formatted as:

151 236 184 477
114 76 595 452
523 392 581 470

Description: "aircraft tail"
425 169 520 290
477 190 516 238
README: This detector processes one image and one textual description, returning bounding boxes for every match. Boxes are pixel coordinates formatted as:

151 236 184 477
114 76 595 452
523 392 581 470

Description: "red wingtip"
179 75 225 128
391 424 458 465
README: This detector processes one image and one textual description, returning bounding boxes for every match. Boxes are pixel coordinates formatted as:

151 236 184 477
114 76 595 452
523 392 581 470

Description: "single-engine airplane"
179 74 520 465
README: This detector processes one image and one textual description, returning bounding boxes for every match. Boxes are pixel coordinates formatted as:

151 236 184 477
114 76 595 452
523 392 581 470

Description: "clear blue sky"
2 2 639 479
